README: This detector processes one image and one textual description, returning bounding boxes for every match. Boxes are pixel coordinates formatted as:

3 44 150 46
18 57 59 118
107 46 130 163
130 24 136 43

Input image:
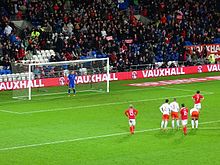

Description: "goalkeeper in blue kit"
67 71 77 96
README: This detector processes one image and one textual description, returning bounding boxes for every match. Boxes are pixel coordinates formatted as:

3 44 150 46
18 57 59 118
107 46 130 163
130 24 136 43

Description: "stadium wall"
0 64 220 91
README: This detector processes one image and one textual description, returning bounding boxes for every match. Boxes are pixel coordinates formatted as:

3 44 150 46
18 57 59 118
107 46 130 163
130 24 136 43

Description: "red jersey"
180 107 188 120
192 94 204 104
125 108 138 119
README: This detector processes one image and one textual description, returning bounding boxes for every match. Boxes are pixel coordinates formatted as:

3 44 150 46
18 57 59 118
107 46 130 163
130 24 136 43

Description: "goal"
12 58 110 100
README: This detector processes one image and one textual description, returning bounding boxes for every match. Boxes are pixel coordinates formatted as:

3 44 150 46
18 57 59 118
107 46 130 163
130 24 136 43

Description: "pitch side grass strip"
16 94 205 114
0 81 215 104
0 120 219 152
0 92 214 115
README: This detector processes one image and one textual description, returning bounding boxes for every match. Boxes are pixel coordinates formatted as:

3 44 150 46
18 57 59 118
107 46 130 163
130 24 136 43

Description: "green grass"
0 72 220 165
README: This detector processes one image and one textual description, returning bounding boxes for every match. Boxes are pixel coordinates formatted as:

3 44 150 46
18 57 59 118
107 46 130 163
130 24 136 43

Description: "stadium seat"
33 55 38 60
9 74 16 81
25 60 31 64
44 58 49 63
41 54 47 59
15 73 20 81
50 49 55 54
20 73 26 80
36 50 41 55
5 70 11 74
2 74 7 82
40 50 45 54
79 68 87 75
7 74 12 81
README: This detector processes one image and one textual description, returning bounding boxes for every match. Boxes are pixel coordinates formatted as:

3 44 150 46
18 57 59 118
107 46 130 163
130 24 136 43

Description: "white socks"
172 120 175 128
161 121 168 129
176 120 179 128
161 121 164 128
191 120 199 128
195 120 198 128
191 120 195 128
164 121 168 128
172 120 179 128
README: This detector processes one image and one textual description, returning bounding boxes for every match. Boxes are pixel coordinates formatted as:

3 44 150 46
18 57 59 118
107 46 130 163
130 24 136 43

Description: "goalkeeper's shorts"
69 84 75 88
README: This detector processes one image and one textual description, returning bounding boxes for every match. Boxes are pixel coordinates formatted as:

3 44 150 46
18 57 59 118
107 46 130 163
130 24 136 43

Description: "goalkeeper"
67 71 77 96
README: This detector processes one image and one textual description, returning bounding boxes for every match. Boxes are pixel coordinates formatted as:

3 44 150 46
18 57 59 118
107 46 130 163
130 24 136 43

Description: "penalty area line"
19 93 214 114
160 86 214 94
0 128 160 152
19 94 196 114
0 120 220 151
0 109 22 114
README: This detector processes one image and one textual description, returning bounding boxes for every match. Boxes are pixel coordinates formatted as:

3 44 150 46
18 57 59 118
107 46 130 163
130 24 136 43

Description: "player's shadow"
187 129 198 136
116 126 134 143
119 125 129 132
154 129 178 139
117 134 132 143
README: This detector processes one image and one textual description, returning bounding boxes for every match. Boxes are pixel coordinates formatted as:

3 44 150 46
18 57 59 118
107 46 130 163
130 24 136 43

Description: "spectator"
4 23 13 36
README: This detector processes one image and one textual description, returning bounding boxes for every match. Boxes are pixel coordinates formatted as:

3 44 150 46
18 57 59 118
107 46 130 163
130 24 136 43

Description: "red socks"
183 126 187 135
130 126 135 134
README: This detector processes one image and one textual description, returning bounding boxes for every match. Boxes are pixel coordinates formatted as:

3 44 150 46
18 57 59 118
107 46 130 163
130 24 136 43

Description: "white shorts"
182 120 188 126
194 103 201 110
129 119 136 126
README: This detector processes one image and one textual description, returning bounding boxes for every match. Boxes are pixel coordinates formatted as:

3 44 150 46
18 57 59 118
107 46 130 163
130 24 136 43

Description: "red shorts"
162 114 169 120
171 112 179 119
191 111 199 119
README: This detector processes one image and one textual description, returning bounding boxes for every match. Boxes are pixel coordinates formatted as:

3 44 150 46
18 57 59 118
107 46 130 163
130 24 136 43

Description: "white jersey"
160 103 170 115
190 108 199 115
169 101 179 112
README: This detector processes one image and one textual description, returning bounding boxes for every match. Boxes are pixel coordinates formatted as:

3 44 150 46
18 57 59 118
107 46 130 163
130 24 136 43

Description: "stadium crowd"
0 0 219 73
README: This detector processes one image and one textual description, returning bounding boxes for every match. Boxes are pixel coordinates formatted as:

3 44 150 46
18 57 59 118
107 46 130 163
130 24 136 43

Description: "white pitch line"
193 127 220 130
160 86 214 94
0 86 167 104
19 92 214 114
20 94 196 114
0 110 22 114
0 120 219 152
0 128 160 152
199 120 220 125
0 89 215 115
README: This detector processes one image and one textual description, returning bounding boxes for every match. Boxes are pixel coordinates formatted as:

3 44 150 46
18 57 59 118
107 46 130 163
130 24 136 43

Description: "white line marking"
160 86 214 94
19 94 197 114
1 88 215 115
192 127 220 130
0 120 219 151
199 120 220 125
0 86 164 104
0 110 22 114
19 92 214 114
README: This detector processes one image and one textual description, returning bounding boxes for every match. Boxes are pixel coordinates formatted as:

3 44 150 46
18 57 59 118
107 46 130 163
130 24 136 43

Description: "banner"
185 44 220 61
0 64 220 91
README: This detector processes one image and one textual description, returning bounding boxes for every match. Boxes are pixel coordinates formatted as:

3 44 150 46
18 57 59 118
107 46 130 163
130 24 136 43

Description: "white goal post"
19 58 110 100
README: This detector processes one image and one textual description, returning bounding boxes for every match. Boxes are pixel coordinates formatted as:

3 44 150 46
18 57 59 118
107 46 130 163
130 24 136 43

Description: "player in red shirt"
192 90 204 110
125 104 138 134
180 104 188 135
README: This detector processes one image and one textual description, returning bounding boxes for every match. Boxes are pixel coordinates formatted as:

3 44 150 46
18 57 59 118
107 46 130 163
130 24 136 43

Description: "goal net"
12 58 110 100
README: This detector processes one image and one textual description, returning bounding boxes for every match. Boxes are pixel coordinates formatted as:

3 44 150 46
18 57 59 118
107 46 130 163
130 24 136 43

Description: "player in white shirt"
190 107 200 129
169 98 180 129
159 99 170 130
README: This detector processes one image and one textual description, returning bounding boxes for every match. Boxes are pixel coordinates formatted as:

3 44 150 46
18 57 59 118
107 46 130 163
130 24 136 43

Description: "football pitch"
0 72 220 165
